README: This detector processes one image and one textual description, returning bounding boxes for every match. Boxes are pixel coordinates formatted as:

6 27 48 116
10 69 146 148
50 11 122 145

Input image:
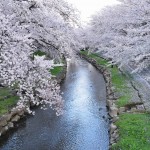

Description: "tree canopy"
0 0 79 115
83 0 150 78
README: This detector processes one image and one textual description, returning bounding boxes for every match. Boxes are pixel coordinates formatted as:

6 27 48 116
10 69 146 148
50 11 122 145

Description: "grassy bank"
113 113 150 150
0 87 19 115
80 51 150 150
80 51 130 107
50 66 64 76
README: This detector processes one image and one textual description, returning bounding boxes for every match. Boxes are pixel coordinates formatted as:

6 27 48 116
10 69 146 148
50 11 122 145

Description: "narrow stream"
0 59 109 150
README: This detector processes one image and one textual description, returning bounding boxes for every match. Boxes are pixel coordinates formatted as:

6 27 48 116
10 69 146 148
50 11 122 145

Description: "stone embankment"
79 53 146 148
0 62 67 137
0 107 26 136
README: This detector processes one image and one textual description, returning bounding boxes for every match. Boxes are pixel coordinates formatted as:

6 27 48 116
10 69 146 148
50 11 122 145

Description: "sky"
66 0 120 25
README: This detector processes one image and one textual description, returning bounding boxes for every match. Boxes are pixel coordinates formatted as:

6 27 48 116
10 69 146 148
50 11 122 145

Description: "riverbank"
0 58 67 137
80 51 150 150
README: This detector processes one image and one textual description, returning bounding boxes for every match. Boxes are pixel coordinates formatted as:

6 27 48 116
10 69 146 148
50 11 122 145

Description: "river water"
0 59 109 150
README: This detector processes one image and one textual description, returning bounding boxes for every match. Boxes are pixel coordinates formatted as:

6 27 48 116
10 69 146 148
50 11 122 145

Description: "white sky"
66 0 120 24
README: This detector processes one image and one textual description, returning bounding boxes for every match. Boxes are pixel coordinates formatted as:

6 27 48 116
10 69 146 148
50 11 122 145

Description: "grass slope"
0 87 19 115
112 113 150 150
50 66 63 76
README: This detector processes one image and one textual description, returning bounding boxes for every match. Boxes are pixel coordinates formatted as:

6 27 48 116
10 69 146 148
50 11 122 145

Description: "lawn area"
112 113 150 150
50 66 63 76
80 50 150 150
50 56 65 76
0 87 19 115
33 50 46 56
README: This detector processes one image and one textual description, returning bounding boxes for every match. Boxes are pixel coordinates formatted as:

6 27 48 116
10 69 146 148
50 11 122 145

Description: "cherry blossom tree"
0 0 79 115
84 0 150 77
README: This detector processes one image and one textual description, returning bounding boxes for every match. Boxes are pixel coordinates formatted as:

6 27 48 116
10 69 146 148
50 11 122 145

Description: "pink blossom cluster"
83 0 150 75
0 0 79 115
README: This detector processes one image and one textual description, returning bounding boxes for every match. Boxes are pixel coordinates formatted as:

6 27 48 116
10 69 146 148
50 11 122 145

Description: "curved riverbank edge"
0 61 67 137
79 52 148 149
79 53 119 148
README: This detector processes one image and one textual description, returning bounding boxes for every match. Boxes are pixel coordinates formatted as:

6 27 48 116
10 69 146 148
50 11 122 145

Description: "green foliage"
80 51 108 66
33 50 46 56
0 87 11 100
50 66 63 76
110 66 131 107
0 88 19 115
112 113 150 150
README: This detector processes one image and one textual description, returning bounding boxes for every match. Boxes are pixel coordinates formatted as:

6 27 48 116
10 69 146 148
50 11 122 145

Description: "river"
0 59 109 150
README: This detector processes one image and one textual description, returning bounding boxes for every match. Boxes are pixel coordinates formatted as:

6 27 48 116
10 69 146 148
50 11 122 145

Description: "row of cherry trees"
0 0 79 115
83 0 150 79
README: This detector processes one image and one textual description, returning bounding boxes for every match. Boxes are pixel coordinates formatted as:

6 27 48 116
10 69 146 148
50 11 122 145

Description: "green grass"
80 51 108 66
80 50 130 107
33 50 46 56
0 96 19 115
0 87 11 100
80 50 150 150
50 66 63 76
0 88 19 115
110 66 131 107
112 113 150 150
